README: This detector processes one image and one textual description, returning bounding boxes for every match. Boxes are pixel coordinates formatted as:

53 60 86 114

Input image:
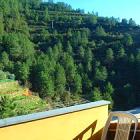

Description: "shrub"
0 70 7 80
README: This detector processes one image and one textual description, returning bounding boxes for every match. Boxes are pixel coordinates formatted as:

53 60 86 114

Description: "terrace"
0 100 140 140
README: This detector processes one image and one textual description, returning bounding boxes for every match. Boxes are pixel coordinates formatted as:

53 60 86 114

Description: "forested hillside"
0 0 140 110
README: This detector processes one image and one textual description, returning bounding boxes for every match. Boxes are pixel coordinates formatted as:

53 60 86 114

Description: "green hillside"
0 0 140 111
0 93 47 119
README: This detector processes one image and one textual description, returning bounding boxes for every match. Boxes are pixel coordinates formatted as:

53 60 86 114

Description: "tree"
105 82 114 95
128 54 135 63
105 48 114 65
0 95 17 119
62 53 77 92
72 73 82 94
44 7 50 22
79 46 85 59
82 74 92 94
103 82 114 108
88 15 97 25
54 64 66 95
29 0 41 8
0 13 4 35
0 70 7 80
71 31 81 47
40 29 49 41
1 52 9 68
95 26 106 36
3 33 35 61
129 18 136 26
89 41 96 49
52 41 63 61
94 66 108 83
117 47 126 59
84 48 93 72
39 71 54 98
0 51 14 71
66 41 73 55
67 28 72 38
14 62 30 84
81 31 88 45
123 34 133 46
121 18 128 25
108 17 117 26
92 87 102 101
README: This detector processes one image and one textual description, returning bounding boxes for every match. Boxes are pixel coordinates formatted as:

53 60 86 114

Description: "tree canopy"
0 0 139 110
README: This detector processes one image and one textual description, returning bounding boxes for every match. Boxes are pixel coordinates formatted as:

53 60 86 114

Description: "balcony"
0 100 140 140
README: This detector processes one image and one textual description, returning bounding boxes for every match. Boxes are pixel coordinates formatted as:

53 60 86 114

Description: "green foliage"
0 13 4 35
39 71 54 98
94 65 108 83
73 73 82 94
87 15 97 25
14 62 30 83
105 48 114 65
82 74 92 93
84 48 93 72
105 82 114 95
129 18 136 26
79 46 85 59
0 95 17 119
123 34 133 46
44 7 50 22
3 33 34 61
103 82 114 108
0 94 46 119
0 0 139 113
92 87 102 101
117 47 126 59
0 81 20 94
121 18 128 25
96 26 106 36
1 52 9 68
0 70 7 80
54 64 66 95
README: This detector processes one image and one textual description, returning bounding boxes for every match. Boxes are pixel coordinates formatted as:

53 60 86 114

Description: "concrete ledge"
0 100 110 128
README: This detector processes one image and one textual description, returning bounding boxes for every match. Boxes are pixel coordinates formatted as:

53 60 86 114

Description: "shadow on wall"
73 120 103 140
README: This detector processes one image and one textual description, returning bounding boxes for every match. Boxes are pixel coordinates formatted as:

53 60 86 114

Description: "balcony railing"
0 100 110 140
1 100 140 140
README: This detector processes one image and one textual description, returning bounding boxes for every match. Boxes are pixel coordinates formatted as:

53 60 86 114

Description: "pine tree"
105 48 114 65
96 26 106 36
123 34 133 46
55 64 66 95
92 87 102 101
39 71 54 98
73 73 82 94
0 13 4 35
14 62 30 84
44 7 50 22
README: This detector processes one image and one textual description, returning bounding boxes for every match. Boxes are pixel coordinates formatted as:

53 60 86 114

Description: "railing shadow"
73 120 98 140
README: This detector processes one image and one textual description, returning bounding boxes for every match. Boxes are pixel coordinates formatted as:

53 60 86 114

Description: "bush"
0 95 17 119
0 70 7 80
8 74 15 80
0 94 47 119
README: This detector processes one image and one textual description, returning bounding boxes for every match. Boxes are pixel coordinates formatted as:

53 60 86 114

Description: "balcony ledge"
0 100 110 128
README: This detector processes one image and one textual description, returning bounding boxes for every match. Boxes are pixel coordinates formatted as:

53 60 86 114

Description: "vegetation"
0 93 46 119
0 0 140 116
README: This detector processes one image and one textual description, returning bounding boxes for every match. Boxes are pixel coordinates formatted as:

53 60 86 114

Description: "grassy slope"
0 82 47 119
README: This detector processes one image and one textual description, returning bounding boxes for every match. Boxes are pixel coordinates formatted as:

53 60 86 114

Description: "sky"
53 0 140 24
